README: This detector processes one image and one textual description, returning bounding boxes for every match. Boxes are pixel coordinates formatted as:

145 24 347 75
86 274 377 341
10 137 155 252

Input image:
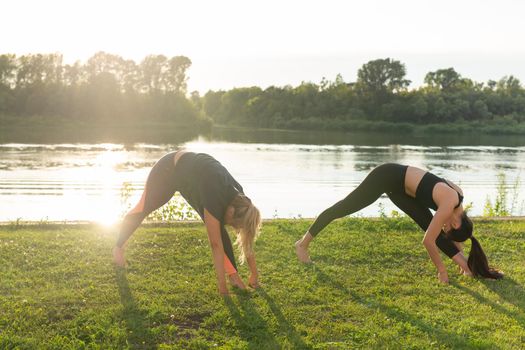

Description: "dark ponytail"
467 236 504 279
449 213 503 279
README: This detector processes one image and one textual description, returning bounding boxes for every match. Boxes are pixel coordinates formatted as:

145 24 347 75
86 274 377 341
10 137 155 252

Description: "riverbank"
0 115 208 144
1 218 524 348
212 119 525 139
3 114 525 145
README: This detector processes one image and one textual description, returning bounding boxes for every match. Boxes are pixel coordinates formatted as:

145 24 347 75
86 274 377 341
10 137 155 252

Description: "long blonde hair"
230 194 261 264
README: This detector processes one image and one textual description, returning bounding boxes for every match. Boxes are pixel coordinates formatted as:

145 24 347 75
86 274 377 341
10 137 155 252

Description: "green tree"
497 75 521 95
472 100 490 119
356 58 410 118
202 90 226 121
0 54 16 87
424 68 462 91
0 54 16 112
63 61 84 86
190 90 202 110
15 53 63 88
411 96 428 121
165 56 191 94
85 52 129 93
356 58 410 95
139 55 167 93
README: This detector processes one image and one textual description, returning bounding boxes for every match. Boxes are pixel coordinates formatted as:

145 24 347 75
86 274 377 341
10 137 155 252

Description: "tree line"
1 53 525 134
202 58 525 133
0 52 205 128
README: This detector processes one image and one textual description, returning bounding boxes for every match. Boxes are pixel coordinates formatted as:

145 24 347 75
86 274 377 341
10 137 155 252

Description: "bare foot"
113 246 126 267
228 273 247 289
295 240 312 263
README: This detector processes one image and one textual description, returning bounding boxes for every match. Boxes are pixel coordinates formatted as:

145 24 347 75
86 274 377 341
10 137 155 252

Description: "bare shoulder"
443 178 463 196
433 182 462 209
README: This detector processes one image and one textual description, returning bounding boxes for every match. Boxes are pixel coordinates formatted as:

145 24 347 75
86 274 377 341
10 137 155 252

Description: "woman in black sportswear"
113 150 262 295
295 163 503 283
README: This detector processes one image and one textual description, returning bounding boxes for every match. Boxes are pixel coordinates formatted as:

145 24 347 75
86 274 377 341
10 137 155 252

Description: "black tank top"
174 152 244 223
415 172 464 210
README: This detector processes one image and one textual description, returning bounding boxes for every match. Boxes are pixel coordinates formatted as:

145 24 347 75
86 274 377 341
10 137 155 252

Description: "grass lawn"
1 218 525 349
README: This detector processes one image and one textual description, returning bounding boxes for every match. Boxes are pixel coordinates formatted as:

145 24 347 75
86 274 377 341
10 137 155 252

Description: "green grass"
1 218 525 349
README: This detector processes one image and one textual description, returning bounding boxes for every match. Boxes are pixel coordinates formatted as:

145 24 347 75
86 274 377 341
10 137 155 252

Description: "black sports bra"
415 172 464 211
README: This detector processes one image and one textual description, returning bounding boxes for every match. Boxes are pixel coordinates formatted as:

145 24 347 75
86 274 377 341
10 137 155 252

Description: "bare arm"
246 253 260 288
422 204 455 283
204 209 228 295
450 241 473 276
451 252 472 275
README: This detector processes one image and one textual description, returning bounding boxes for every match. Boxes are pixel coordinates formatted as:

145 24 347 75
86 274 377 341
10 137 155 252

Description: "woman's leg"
296 163 406 262
308 163 405 236
221 226 238 275
387 192 459 258
115 152 242 279
115 154 177 249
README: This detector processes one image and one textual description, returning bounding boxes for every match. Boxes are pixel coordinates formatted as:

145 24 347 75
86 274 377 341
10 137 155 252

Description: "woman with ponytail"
113 150 262 295
296 163 503 283
448 214 503 279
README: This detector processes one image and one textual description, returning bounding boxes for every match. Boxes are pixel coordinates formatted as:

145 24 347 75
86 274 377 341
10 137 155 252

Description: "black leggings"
115 152 238 271
308 163 459 258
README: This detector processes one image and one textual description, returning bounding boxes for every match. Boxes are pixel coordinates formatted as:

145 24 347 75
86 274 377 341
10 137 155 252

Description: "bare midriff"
404 166 427 197
405 166 463 209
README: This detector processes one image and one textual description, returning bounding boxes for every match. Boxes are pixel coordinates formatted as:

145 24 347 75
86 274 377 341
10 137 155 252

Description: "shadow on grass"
224 287 311 349
452 276 525 326
255 288 312 349
115 267 157 349
223 291 280 350
482 276 525 311
312 266 492 349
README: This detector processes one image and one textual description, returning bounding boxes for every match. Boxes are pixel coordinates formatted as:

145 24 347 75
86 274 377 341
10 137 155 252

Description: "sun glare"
58 147 129 226
95 148 126 168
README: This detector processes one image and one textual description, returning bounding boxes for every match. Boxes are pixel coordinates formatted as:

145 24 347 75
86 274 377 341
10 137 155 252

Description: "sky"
2 0 525 93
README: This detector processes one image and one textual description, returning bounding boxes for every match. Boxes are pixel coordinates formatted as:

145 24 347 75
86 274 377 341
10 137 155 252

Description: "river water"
1 129 524 223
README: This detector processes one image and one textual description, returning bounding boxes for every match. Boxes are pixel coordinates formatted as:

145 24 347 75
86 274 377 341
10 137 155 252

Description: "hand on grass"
457 263 474 277
460 267 474 277
437 270 449 284
248 274 260 289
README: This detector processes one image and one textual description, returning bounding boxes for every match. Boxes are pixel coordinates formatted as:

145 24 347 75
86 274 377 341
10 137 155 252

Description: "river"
1 129 524 223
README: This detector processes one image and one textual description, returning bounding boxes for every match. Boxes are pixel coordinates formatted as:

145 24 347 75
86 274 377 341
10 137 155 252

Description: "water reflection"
0 126 200 145
207 128 525 147
1 136 524 223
